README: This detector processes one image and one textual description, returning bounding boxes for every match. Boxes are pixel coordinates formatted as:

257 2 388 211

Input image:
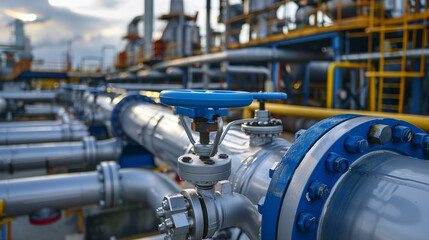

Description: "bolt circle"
345 136 368 153
297 212 318 233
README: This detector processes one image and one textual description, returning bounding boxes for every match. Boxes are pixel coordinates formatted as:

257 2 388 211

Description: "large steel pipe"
0 124 89 145
0 137 121 173
0 162 181 218
319 151 429 240
153 48 330 70
0 120 84 129
0 91 58 101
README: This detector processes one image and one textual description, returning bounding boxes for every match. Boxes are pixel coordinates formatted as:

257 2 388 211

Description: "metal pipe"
14 105 63 116
0 91 58 101
0 162 181 218
223 64 270 75
341 48 429 61
144 0 154 59
0 120 84 129
120 168 181 209
0 124 89 145
153 48 330 70
0 137 121 173
244 102 429 132
215 192 260 240
0 98 6 114
319 151 429 240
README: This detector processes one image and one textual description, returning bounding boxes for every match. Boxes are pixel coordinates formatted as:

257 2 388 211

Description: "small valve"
242 92 287 146
160 90 253 187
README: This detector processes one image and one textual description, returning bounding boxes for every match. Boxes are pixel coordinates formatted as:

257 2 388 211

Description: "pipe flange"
241 123 283 146
110 94 155 143
97 161 121 208
82 136 97 167
261 115 429 240
177 154 231 187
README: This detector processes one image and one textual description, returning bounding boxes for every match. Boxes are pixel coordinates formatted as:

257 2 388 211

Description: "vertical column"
332 35 341 108
272 62 280 92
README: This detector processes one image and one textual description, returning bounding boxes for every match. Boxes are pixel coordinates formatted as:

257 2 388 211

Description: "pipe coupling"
156 181 259 240
96 161 122 208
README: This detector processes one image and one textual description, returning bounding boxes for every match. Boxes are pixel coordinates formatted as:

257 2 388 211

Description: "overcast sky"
0 0 221 69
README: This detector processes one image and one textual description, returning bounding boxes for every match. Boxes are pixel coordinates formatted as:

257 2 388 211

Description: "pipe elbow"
218 193 260 240
119 169 181 209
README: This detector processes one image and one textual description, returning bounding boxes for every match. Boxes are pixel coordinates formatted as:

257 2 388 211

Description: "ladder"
365 0 427 113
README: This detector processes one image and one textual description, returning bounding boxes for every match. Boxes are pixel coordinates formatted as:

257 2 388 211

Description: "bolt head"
412 133 429 148
392 125 412 143
308 181 330 200
158 222 167 233
181 156 192 163
369 124 392 145
218 153 229 159
162 199 170 210
326 153 349 173
156 207 166 218
345 136 368 153
297 212 318 233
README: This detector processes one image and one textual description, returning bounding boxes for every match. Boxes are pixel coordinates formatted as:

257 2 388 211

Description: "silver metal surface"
319 151 429 240
153 48 330 70
0 124 89 145
0 137 121 172
277 116 380 240
0 120 84 129
0 97 6 114
14 105 63 116
0 162 181 217
0 91 58 101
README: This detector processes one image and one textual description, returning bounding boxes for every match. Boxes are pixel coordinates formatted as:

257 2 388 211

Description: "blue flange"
110 94 155 142
261 115 429 240
159 90 253 120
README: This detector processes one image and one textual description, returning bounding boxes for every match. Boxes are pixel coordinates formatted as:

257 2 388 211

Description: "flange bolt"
369 124 392 145
345 136 368 153
412 133 429 148
297 212 318 233
392 125 412 143
308 181 330 200
326 153 349 173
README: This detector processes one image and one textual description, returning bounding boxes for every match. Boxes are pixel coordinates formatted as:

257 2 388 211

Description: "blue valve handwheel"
252 92 287 100
160 90 253 108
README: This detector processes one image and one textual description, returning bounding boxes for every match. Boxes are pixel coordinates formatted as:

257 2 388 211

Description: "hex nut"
369 124 392 145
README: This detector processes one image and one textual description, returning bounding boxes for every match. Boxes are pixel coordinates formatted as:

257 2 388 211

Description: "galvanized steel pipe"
0 162 180 218
0 124 89 145
0 91 58 101
0 137 121 173
153 48 330 70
